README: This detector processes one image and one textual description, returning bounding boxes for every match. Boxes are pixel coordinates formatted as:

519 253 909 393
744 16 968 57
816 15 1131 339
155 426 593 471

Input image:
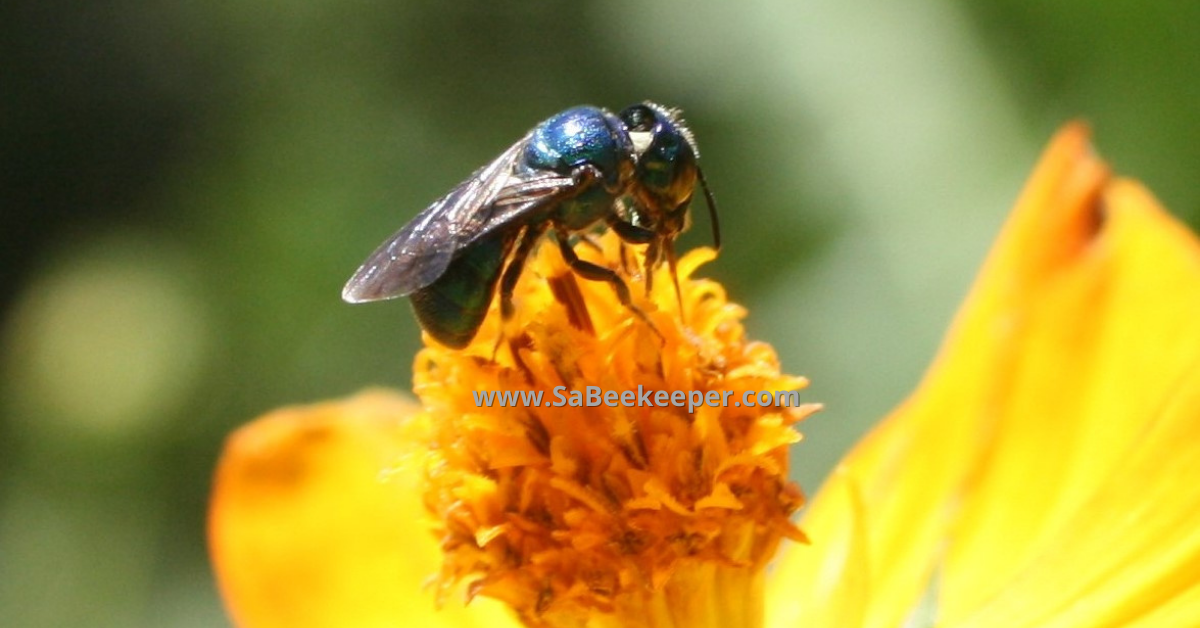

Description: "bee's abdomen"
409 233 511 349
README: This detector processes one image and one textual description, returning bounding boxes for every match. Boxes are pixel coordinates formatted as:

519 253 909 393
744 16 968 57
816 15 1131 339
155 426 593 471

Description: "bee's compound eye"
620 104 657 132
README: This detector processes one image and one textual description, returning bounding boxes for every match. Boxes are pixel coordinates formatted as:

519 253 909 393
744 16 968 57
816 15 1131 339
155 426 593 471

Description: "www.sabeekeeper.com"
473 386 805 414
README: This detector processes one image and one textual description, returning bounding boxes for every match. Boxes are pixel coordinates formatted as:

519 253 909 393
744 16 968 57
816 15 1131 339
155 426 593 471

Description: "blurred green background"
1 0 1195 625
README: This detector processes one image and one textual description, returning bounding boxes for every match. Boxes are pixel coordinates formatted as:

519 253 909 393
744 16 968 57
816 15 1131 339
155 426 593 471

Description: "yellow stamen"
412 233 816 627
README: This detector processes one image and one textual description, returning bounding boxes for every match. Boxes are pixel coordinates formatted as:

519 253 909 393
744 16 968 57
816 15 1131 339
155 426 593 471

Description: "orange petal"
768 124 1200 628
208 389 519 628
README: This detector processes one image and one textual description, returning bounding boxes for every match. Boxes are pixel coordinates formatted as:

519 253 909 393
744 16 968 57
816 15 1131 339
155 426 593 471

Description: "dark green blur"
1 1 1195 627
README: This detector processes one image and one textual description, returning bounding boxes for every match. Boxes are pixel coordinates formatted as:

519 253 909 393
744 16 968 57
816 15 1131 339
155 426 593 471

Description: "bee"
341 102 718 349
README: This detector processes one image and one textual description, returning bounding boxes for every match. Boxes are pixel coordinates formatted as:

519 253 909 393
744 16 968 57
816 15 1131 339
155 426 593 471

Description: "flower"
211 226 816 628
209 123 1200 628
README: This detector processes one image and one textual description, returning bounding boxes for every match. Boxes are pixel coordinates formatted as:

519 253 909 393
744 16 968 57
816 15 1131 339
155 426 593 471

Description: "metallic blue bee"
342 102 719 349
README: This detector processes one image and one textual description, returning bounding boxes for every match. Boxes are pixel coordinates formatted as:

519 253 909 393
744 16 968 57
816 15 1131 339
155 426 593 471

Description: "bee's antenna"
696 166 720 250
665 239 684 318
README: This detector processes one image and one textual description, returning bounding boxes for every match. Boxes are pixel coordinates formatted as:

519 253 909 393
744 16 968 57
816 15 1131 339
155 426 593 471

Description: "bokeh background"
1 1 1196 625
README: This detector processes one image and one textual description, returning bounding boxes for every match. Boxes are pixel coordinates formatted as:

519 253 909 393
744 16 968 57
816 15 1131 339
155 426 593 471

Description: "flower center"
411 233 816 627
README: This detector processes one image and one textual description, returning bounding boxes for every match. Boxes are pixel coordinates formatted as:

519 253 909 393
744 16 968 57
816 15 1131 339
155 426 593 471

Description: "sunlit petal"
765 470 869 628
208 390 519 628
948 176 1200 627
768 123 1200 628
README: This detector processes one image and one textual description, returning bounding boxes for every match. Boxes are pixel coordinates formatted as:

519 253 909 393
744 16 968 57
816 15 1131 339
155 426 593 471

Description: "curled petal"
768 124 1200 627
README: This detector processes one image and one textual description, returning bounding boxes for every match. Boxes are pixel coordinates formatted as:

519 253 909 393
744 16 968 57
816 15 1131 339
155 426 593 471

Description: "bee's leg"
607 215 655 244
575 232 630 278
576 233 604 254
555 231 663 341
605 216 656 294
499 227 543 320
494 226 544 360
561 164 608 257
618 242 630 275
573 232 638 284
642 239 660 295
612 201 637 275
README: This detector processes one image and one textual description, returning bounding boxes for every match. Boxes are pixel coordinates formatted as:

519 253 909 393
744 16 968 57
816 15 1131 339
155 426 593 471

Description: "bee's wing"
342 136 572 302
467 172 580 240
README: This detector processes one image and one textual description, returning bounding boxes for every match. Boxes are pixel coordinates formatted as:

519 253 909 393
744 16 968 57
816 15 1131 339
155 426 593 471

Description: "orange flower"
209 124 1200 628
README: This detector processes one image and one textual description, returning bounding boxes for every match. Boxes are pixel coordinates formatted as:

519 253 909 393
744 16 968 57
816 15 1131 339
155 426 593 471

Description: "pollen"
411 232 817 627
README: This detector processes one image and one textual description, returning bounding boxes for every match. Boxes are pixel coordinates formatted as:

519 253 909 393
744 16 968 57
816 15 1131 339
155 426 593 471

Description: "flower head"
411 233 814 627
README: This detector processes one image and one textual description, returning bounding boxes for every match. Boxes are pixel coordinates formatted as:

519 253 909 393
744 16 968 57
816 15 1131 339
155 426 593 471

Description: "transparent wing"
341 136 576 302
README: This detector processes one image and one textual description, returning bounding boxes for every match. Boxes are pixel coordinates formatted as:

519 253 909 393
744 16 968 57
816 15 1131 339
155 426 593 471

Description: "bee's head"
620 102 701 240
